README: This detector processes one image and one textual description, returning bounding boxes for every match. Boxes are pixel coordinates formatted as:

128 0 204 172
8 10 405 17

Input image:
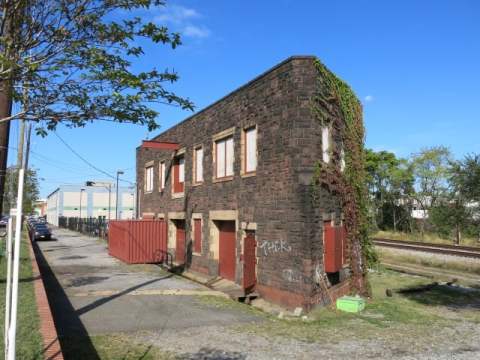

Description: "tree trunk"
393 206 397 232
0 85 12 215
455 224 461 246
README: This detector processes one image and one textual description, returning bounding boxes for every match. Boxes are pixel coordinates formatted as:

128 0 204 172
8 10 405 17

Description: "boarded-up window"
193 219 202 253
159 161 166 190
173 155 185 193
245 127 257 173
145 166 153 192
179 157 185 182
194 147 203 183
216 136 234 178
322 127 331 163
340 146 346 172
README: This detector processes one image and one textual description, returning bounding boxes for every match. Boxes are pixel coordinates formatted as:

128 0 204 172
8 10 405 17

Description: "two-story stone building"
136 56 366 310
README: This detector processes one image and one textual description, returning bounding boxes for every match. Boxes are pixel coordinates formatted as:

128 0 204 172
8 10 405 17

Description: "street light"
115 170 124 220
86 181 113 221
79 188 85 218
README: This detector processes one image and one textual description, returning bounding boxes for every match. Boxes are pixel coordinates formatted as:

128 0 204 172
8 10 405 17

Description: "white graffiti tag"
282 269 302 283
258 240 292 256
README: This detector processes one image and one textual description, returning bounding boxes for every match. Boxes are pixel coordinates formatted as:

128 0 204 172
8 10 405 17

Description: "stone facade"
136 56 352 310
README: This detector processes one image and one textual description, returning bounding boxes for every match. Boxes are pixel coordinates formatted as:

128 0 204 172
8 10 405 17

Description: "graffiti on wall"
258 239 292 256
282 269 303 283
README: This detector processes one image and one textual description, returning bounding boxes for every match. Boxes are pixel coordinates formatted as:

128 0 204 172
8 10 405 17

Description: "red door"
176 221 185 264
219 221 236 281
243 231 256 292
324 221 341 273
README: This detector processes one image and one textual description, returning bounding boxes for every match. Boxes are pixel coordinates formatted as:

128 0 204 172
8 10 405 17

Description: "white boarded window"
322 126 331 163
195 147 203 183
226 137 234 176
145 166 153 192
340 147 346 172
159 162 166 190
179 157 185 183
216 136 234 178
245 127 257 173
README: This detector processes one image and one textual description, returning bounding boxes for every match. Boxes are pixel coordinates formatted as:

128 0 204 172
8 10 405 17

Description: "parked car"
30 223 52 241
0 216 9 228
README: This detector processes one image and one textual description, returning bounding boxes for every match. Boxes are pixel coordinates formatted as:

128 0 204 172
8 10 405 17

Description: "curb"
28 238 64 360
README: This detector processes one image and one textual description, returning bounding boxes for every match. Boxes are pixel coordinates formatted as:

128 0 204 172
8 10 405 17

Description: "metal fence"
58 216 109 239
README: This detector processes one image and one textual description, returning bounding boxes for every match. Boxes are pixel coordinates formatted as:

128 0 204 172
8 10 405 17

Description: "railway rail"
373 238 480 259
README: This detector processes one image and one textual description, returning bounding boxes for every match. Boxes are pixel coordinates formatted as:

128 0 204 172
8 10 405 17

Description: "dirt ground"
38 228 480 360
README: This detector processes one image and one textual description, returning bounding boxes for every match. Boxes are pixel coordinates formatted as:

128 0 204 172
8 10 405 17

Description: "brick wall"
136 56 351 309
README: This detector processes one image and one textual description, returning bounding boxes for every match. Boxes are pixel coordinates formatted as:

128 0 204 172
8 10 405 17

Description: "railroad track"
373 238 480 259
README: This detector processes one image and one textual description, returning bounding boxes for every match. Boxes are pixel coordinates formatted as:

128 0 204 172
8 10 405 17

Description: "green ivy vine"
311 59 377 296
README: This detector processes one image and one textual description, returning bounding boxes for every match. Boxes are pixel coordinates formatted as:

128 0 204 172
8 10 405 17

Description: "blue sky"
12 0 479 197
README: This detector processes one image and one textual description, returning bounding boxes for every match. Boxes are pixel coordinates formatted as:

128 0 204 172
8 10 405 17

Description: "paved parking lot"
36 228 261 357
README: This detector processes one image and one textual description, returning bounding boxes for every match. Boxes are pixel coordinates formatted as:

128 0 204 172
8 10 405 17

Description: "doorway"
218 221 236 281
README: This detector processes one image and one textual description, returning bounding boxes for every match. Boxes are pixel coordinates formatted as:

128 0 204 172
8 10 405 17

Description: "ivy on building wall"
311 59 377 296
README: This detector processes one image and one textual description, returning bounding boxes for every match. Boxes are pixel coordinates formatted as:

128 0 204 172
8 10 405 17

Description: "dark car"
30 223 52 241
0 216 9 228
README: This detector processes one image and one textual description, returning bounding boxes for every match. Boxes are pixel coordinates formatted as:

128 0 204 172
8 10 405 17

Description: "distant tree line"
365 146 480 244
2 166 40 215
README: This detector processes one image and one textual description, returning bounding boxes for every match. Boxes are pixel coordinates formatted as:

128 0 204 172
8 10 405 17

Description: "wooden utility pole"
0 1 20 216
0 87 12 216
24 122 32 171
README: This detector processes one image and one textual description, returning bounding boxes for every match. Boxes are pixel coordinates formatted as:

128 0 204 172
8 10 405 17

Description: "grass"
236 270 480 344
378 247 480 277
60 334 174 360
374 230 480 247
0 234 43 359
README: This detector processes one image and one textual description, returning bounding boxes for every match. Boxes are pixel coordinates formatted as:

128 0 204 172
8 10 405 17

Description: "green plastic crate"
336 296 365 313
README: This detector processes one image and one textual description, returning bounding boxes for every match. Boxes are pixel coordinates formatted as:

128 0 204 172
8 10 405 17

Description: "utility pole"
115 170 124 220
79 188 85 219
108 184 111 221
23 122 32 172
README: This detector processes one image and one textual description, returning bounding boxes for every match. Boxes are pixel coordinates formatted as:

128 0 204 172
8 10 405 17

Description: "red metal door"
176 221 185 264
219 221 236 281
243 231 256 292
324 221 341 273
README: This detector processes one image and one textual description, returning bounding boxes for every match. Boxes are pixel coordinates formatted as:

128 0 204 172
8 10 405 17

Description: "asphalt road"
35 228 260 355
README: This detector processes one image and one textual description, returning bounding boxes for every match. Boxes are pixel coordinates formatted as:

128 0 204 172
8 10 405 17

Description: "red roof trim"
141 140 180 150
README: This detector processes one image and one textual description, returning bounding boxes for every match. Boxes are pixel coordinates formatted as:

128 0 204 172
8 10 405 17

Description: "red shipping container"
109 219 167 264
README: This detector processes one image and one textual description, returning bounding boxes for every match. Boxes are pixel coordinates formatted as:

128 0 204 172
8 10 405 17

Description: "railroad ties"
372 238 480 259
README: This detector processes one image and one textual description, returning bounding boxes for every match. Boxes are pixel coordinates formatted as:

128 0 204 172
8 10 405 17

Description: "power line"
53 132 135 185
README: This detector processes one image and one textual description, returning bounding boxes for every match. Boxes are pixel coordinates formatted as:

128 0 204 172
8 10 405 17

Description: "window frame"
322 126 331 164
215 137 234 179
212 127 235 183
159 161 166 191
144 163 154 193
242 125 257 176
172 152 185 195
193 145 204 185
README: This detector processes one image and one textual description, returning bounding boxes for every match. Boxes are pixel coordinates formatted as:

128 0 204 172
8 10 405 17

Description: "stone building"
136 56 362 309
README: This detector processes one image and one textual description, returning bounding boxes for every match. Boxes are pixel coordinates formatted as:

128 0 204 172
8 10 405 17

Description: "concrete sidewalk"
36 228 260 356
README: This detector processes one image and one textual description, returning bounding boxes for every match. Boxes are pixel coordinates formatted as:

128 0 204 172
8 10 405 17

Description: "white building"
46 184 136 226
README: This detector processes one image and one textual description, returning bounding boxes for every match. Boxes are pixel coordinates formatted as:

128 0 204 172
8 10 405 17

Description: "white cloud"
154 5 200 24
182 25 210 39
154 4 210 39
364 95 374 102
